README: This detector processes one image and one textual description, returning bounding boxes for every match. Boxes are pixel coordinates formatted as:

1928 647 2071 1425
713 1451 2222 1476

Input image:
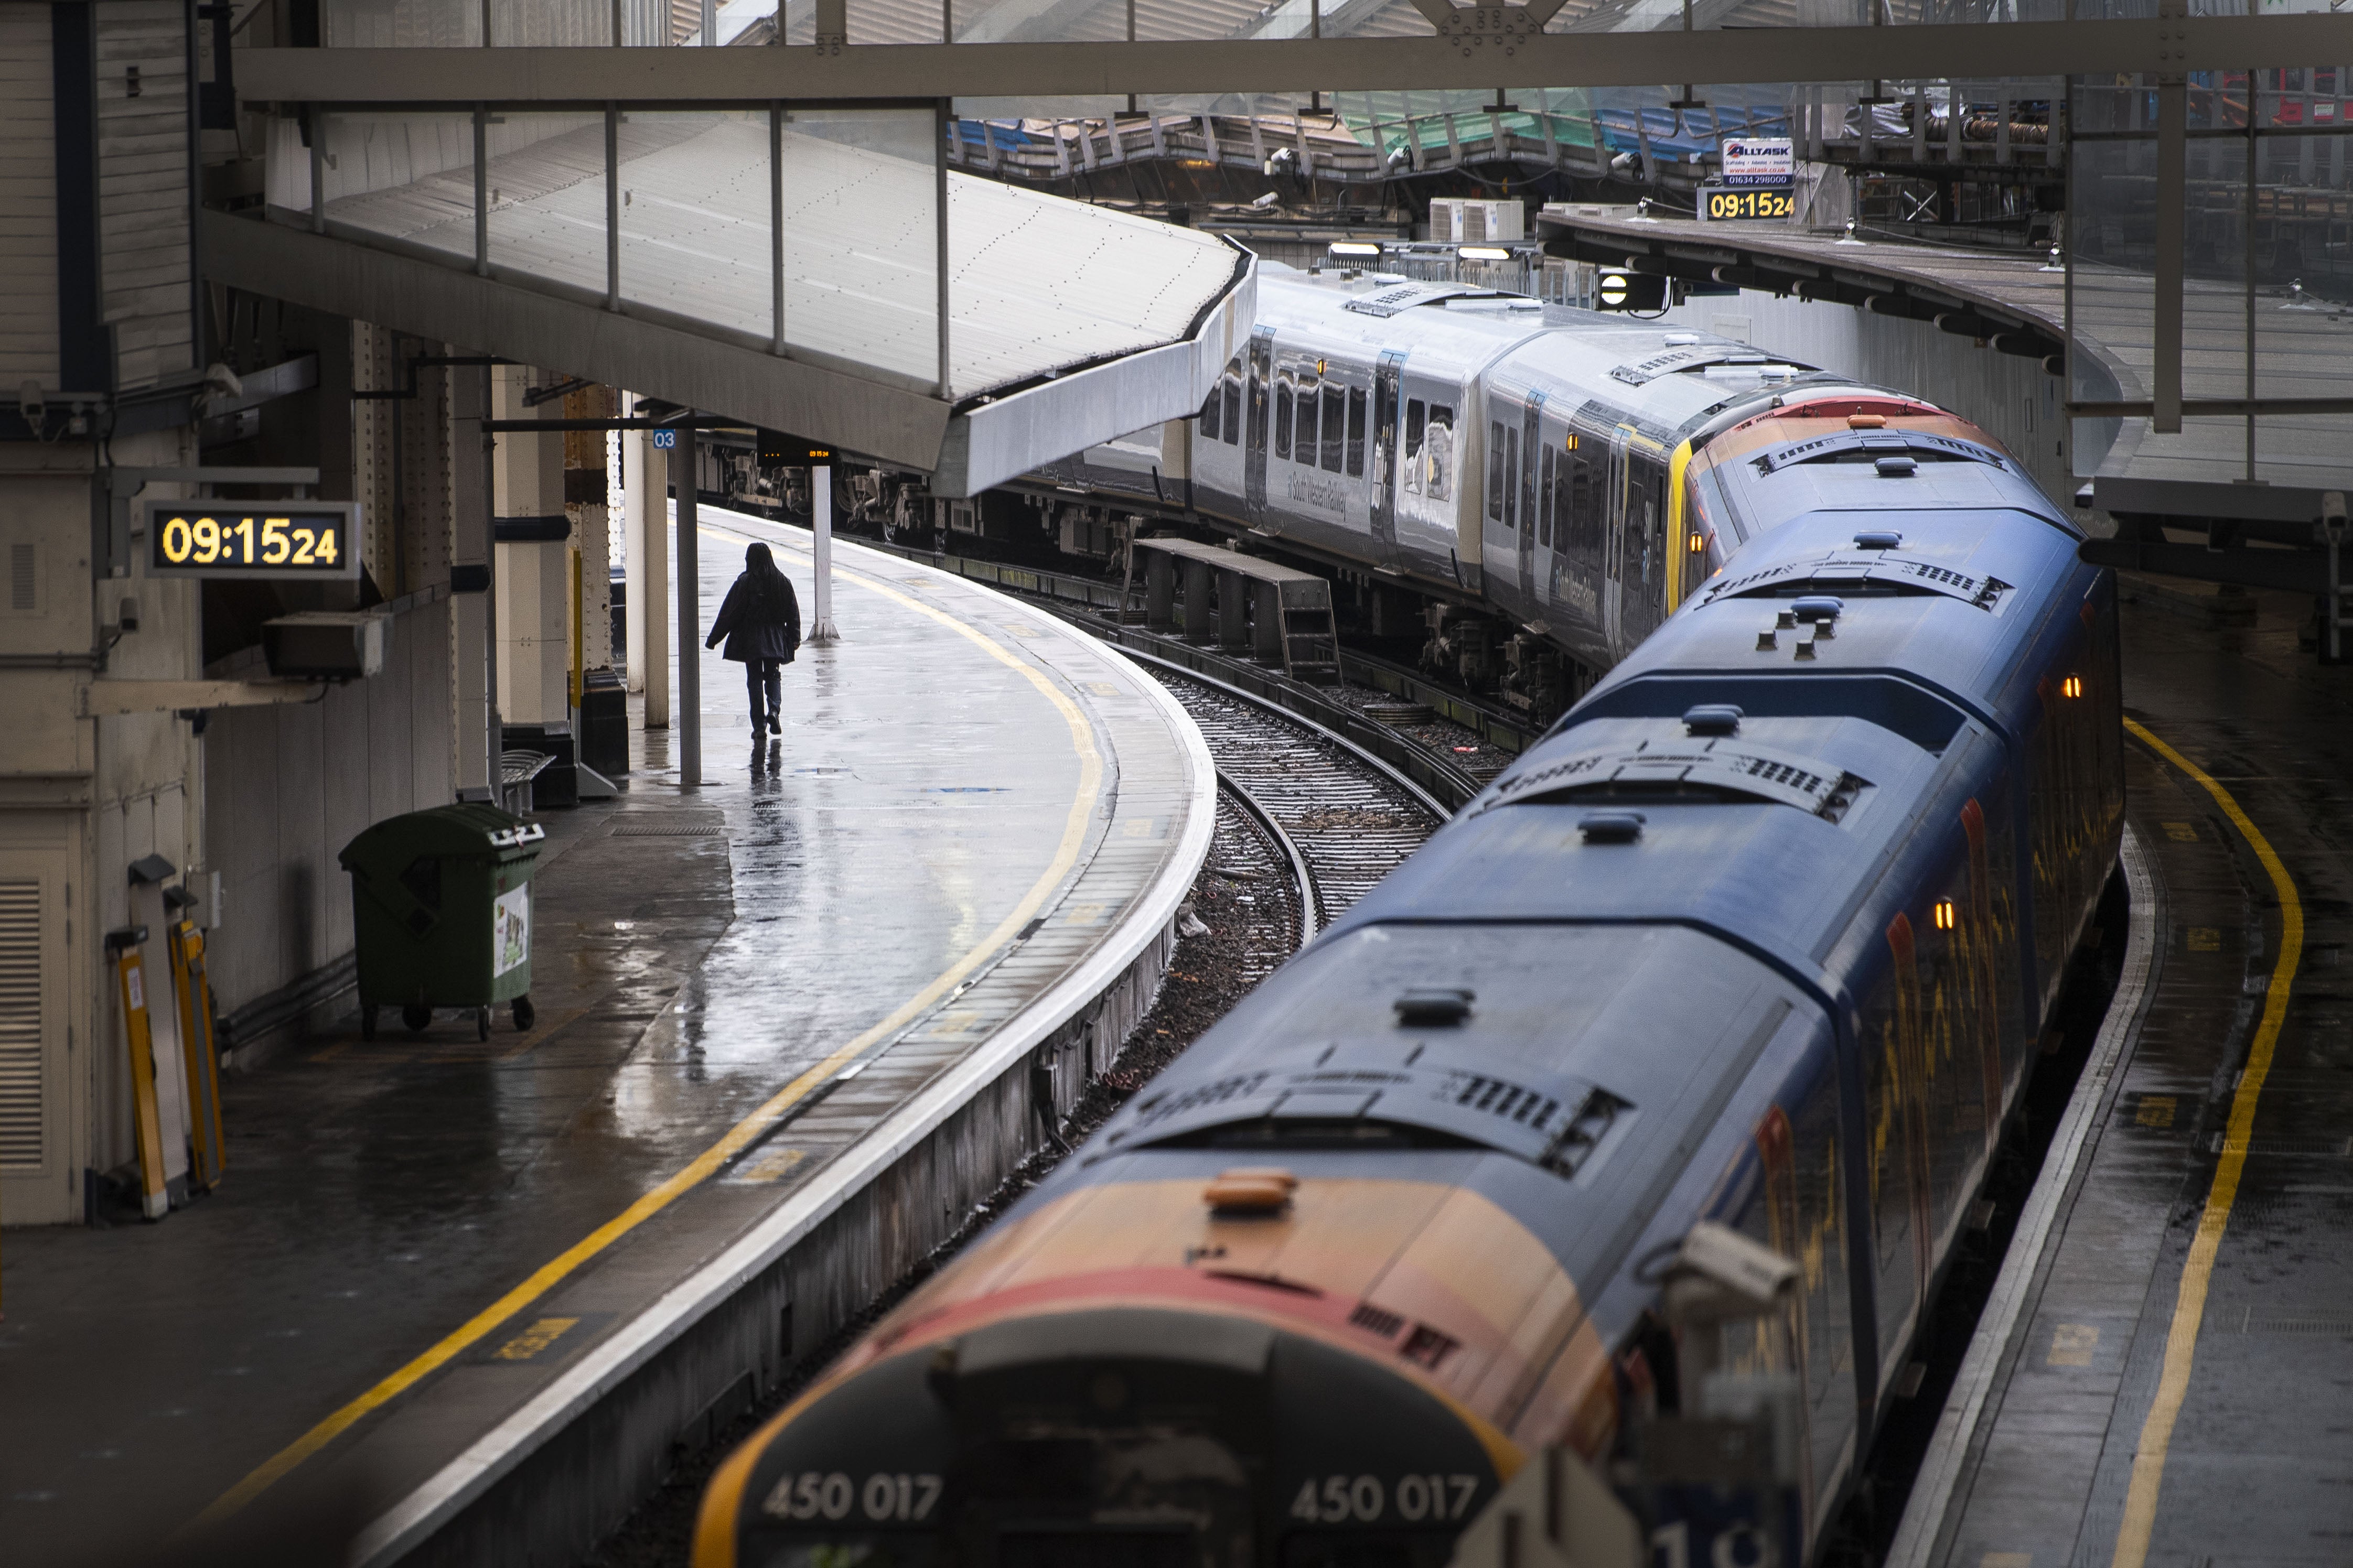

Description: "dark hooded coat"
707 544 801 664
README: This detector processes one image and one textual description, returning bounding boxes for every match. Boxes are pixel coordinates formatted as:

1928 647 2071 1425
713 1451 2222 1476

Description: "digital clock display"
1703 188 1796 222
146 501 361 579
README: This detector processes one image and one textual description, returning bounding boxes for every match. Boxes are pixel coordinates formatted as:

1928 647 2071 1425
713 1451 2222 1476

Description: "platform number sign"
146 500 361 579
652 429 679 449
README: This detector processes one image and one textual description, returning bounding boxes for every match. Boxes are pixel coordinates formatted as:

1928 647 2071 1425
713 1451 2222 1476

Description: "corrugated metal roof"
319 112 1240 399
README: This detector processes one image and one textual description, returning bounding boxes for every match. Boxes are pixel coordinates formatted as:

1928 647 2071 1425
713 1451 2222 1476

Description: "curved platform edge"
346 527 1218 1568
1885 822 2162 1568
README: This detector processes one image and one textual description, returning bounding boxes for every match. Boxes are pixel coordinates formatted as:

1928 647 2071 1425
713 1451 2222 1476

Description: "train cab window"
1403 399 1426 495
1488 421 1507 524
1346 387 1367 477
1200 383 1222 441
1296 381 1320 467
1321 385 1345 473
1539 444 1556 547
1426 406 1455 500
1222 376 1241 445
1275 379 1294 461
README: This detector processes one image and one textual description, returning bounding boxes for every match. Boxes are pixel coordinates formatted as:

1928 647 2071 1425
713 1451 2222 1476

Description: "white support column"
492 366 571 727
808 464 839 642
451 365 495 797
624 394 670 727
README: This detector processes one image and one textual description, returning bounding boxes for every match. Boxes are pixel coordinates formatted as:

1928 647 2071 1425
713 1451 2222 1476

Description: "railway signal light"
1595 269 1667 312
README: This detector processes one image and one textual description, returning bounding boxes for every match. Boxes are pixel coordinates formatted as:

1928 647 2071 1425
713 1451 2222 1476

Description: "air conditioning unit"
262 610 390 679
1428 198 1526 245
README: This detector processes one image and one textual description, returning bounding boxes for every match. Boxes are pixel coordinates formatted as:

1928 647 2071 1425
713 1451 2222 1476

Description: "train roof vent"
1682 704 1743 736
1696 549 2013 613
1344 282 1486 318
1752 429 2003 473
1111 1047 1632 1179
1395 988 1474 1026
1477 737 1870 825
1611 345 1779 387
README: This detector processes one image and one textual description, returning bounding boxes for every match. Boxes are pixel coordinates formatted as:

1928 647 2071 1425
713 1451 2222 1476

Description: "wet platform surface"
1911 585 2353 1568
0 516 1209 1564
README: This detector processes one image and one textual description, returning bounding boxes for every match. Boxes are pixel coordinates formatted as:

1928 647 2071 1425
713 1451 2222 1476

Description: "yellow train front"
694 1161 1606 1568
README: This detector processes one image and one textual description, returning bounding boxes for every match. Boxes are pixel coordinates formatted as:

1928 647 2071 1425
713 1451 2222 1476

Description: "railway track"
1127 651 1449 937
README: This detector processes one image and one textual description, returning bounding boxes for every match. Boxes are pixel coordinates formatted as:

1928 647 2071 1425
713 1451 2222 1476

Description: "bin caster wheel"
477 1006 491 1043
511 996 535 1033
361 1004 378 1042
403 1003 432 1033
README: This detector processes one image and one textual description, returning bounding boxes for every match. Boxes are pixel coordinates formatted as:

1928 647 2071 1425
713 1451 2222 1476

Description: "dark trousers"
745 659 782 730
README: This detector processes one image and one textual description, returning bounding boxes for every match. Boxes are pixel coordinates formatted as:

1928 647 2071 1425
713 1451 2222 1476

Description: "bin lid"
338 803 547 871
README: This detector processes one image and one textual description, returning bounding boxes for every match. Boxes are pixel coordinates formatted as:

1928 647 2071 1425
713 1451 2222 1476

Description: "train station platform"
1892 585 2353 1568
0 521 1213 1566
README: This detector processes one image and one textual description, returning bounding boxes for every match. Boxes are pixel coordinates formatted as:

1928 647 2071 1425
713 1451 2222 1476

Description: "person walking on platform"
707 542 801 739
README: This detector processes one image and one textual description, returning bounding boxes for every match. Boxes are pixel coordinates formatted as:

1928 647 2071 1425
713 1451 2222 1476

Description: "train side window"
1426 406 1454 500
1275 379 1294 461
1540 444 1555 547
1404 399 1426 495
1488 420 1507 523
1554 442 1573 552
1223 377 1241 445
1321 385 1345 473
1200 382 1222 441
1345 387 1367 478
1504 423 1520 531
1571 453 1593 553
1296 381 1319 467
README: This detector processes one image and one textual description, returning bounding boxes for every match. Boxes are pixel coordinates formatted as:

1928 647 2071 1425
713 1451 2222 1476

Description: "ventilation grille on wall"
0 879 44 1171
9 544 33 614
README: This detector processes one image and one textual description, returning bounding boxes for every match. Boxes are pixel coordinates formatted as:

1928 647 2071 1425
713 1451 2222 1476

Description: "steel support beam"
2078 538 2327 597
2153 75 2185 434
234 16 2351 102
78 679 327 717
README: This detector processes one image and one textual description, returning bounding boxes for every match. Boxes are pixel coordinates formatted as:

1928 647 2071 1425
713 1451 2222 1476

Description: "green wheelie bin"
339 804 547 1042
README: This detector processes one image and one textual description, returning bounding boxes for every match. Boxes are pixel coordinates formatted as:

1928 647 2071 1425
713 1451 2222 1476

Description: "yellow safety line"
2110 717 2302 1568
192 528 1104 1531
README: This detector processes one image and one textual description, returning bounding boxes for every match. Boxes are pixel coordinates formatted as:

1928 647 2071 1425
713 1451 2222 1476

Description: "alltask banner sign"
1721 136 1795 189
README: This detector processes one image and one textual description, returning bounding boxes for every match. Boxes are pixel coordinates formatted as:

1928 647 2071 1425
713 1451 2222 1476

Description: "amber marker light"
2062 675 2084 698
1933 899 1957 931
1688 531 1705 554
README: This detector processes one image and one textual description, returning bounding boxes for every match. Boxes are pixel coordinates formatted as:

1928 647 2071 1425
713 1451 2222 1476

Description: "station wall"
1660 287 2075 507
200 588 456 1067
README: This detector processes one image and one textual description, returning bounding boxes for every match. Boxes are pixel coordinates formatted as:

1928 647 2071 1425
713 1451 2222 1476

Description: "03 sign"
146 500 361 580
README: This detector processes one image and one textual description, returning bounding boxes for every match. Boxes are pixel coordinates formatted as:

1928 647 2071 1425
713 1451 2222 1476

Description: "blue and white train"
693 267 2125 1568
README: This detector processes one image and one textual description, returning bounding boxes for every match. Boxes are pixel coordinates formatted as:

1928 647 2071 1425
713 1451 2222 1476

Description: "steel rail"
1121 647 1452 827
1215 773 1320 948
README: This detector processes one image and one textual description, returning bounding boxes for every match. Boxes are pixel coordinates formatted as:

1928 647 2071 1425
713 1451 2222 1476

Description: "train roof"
1255 269 1823 439
1056 920 1831 1305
